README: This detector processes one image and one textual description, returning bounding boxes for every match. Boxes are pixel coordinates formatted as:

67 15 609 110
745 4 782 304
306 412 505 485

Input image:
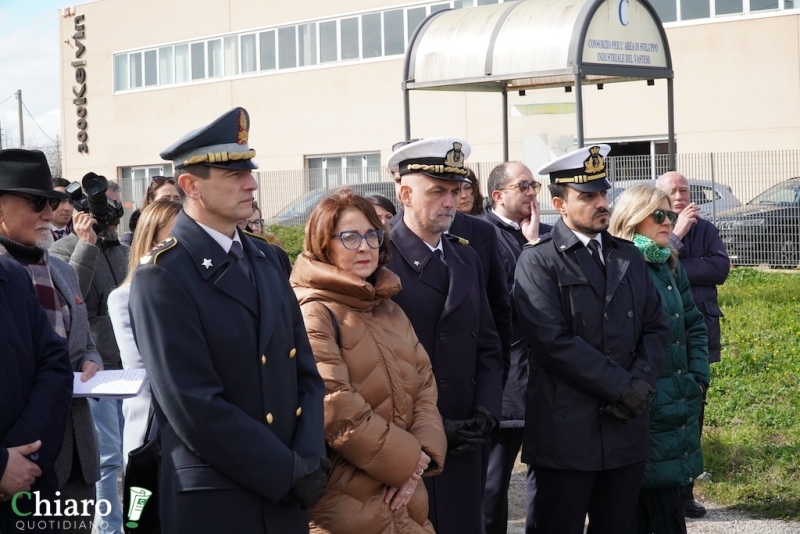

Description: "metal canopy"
402 0 675 168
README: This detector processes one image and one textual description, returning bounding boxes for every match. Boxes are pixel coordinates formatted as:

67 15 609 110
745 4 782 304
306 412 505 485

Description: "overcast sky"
0 0 68 149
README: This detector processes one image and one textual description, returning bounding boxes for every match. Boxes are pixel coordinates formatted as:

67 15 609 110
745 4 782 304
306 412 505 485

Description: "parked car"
264 181 398 226
608 178 740 219
715 177 800 268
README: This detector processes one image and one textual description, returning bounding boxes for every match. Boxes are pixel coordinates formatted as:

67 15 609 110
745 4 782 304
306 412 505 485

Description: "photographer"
50 176 128 534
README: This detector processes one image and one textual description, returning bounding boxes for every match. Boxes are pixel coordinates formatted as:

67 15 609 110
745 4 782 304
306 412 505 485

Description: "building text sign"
582 0 668 68
70 14 88 154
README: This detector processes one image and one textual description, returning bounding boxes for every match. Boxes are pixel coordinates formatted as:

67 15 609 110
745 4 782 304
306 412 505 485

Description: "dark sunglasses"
4 192 62 212
500 180 541 194
151 176 173 184
334 229 385 250
652 209 678 225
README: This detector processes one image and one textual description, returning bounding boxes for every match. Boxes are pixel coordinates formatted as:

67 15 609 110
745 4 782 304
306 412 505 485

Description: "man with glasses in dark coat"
482 161 552 534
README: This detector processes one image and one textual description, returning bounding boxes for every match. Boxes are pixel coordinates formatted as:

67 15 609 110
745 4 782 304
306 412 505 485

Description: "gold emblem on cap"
237 109 248 145
584 146 605 175
444 142 465 170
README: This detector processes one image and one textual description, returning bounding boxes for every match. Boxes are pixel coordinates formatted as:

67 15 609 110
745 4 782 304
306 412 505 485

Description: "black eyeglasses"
248 218 264 227
3 192 61 212
652 209 678 225
334 229 385 250
151 176 172 184
500 180 541 194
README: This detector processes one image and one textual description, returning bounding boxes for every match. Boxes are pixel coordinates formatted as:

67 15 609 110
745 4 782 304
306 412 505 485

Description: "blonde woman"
609 184 710 534
108 199 182 463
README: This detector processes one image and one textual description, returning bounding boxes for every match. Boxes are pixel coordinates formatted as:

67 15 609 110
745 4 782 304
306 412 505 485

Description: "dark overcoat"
391 211 513 384
669 218 730 363
387 218 503 534
0 255 73 534
513 220 669 471
129 211 326 534
484 208 552 425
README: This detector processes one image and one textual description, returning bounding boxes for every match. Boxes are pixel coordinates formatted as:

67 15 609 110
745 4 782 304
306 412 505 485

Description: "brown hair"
303 189 392 270
123 199 182 285
462 167 485 216
141 176 178 209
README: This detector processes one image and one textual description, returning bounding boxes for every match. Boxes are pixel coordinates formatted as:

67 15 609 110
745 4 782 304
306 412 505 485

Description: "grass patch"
268 224 304 263
696 268 800 520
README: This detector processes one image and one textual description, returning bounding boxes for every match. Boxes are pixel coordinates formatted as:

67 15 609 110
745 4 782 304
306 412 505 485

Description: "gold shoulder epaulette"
140 236 177 265
446 234 469 246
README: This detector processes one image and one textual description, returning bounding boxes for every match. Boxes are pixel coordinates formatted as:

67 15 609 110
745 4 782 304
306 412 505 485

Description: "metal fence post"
710 152 716 222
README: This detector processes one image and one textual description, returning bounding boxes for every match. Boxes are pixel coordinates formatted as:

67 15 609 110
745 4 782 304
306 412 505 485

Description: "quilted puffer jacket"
643 260 710 489
291 254 447 534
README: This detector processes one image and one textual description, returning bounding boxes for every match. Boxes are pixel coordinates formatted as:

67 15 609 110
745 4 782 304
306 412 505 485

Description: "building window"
119 163 174 229
260 31 277 70
715 0 743 15
320 21 338 63
306 152 381 189
341 17 360 60
113 1 464 93
279 26 297 69
682 1 710 19
362 12 382 58
191 42 205 80
751 0 779 9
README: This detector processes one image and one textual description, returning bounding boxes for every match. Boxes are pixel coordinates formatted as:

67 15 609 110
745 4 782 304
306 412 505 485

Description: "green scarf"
633 233 671 264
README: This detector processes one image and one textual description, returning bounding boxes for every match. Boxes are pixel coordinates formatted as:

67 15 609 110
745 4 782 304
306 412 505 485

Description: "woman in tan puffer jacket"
291 189 447 534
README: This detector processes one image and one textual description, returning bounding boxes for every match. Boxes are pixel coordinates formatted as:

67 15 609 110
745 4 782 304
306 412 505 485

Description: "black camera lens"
82 172 109 218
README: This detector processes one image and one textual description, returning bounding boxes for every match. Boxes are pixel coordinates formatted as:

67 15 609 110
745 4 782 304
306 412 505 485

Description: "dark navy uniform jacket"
391 210 513 385
129 211 325 534
484 208 553 426
0 255 72 534
387 218 503 534
513 219 669 471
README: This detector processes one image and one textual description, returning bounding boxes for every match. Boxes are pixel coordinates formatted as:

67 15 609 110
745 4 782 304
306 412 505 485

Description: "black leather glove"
282 455 331 510
599 402 632 423
469 406 498 437
443 418 485 455
618 379 655 418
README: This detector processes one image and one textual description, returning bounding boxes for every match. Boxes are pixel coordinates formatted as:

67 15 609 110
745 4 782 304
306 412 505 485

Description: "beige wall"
59 1 800 191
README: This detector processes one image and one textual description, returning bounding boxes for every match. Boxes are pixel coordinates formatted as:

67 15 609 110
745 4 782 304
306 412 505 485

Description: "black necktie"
53 229 65 240
587 240 606 276
228 241 252 282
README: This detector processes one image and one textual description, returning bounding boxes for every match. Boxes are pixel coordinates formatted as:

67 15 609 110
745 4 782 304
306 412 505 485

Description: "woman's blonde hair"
123 199 182 285
608 183 678 267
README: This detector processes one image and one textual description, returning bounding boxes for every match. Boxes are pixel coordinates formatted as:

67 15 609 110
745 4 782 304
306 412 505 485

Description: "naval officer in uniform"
386 137 504 534
129 107 328 534
513 145 669 534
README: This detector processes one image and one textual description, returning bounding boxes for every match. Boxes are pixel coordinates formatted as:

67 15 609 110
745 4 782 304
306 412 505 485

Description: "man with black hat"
128 107 327 534
386 137 503 534
0 148 86 534
513 145 669 534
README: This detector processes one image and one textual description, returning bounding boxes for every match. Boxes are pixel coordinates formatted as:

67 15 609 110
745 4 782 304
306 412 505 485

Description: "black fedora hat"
0 149 68 200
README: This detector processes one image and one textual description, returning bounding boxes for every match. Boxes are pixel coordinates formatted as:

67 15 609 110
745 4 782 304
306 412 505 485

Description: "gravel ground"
505 468 800 534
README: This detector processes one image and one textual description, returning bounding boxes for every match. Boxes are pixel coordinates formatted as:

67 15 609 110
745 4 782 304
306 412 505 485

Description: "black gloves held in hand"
599 402 632 423
281 455 332 510
618 379 655 418
443 406 498 456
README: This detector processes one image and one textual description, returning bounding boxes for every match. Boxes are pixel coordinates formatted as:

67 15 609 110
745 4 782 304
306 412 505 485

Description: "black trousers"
533 461 646 534
482 427 537 534
634 487 688 534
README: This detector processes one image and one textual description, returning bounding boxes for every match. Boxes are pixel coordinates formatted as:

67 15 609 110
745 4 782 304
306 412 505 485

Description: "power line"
0 93 17 107
21 101 56 144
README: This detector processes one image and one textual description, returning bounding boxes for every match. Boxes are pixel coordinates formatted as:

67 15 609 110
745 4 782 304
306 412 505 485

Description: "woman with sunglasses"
609 184 710 534
140 175 181 209
290 189 446 534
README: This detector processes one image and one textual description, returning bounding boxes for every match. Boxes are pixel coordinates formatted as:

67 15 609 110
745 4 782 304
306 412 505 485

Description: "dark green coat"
644 260 710 489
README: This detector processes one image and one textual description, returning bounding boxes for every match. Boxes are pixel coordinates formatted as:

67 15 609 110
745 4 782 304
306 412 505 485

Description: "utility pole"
16 90 24 147
0 119 3 150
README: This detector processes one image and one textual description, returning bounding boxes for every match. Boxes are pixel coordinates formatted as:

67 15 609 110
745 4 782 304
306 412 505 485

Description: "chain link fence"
119 150 800 269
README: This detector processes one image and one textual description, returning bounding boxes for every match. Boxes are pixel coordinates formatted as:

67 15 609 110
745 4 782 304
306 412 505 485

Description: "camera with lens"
66 172 125 232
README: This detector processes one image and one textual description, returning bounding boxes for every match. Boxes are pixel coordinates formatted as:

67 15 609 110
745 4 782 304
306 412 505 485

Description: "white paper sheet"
72 369 148 399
